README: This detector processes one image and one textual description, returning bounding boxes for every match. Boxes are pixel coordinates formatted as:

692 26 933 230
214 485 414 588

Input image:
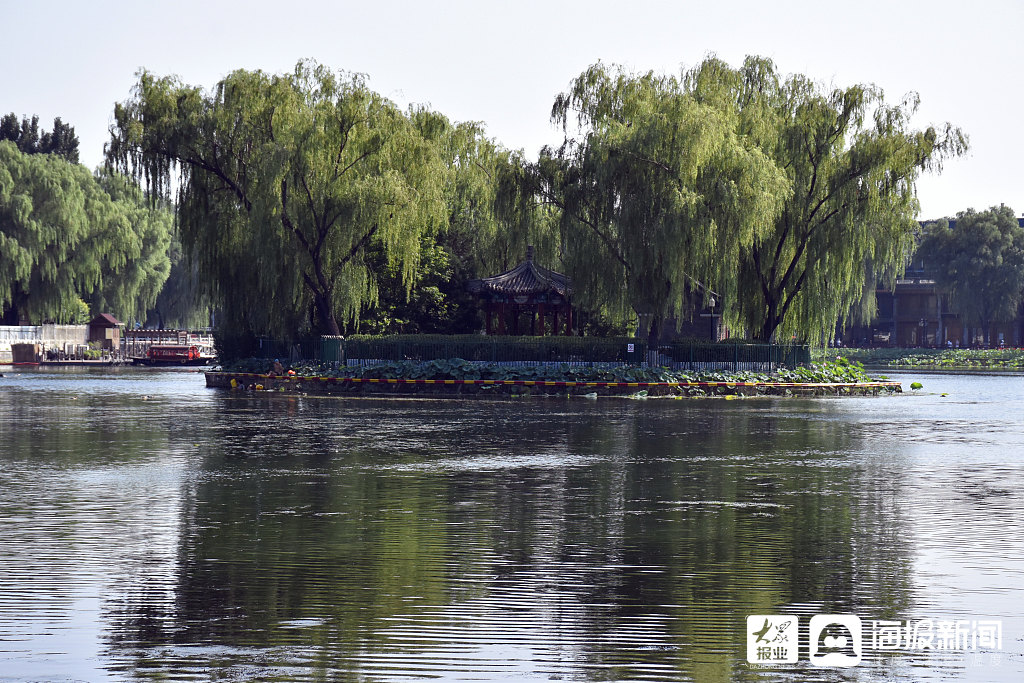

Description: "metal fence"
664 341 810 372
251 337 322 362
238 335 809 371
314 335 810 370
327 335 648 367
0 324 88 343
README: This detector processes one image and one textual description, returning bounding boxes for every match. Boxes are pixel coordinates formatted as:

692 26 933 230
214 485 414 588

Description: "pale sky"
3 0 1021 220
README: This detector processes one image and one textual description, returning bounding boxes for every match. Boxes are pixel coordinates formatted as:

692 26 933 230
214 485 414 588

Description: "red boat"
132 344 212 366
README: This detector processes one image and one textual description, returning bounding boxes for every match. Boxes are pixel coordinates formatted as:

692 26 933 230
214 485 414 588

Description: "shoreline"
0 360 125 367
820 348 1024 374
865 366 1024 375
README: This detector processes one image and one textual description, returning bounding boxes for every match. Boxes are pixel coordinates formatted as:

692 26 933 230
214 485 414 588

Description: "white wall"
0 325 88 362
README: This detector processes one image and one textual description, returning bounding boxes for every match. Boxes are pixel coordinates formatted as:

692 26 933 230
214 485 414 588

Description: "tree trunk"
758 309 780 343
0 306 19 326
647 314 663 347
1 287 28 325
314 293 341 336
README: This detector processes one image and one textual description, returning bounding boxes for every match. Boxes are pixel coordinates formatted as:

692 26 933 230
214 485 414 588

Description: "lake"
0 367 1020 681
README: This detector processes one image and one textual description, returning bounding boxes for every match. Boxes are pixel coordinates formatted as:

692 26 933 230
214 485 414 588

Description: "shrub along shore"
820 347 1024 370
207 357 900 398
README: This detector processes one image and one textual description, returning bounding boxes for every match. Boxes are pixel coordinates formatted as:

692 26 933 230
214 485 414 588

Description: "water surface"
0 367 1020 681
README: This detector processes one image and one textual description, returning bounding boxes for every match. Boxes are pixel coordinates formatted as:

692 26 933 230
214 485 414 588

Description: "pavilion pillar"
486 306 493 335
553 309 559 336
566 305 573 336
537 303 546 336
498 303 507 335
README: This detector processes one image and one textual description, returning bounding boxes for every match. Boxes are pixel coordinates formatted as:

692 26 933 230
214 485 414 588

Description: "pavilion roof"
89 313 122 327
466 247 571 298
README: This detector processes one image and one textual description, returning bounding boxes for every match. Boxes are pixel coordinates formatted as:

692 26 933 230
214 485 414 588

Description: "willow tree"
148 232 211 329
541 63 789 343
918 205 1024 345
403 108 558 281
106 61 448 338
87 170 173 323
685 56 967 342
0 141 167 324
353 112 558 334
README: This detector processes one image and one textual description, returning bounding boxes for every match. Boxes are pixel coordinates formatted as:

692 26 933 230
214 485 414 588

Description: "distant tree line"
0 110 213 328
0 140 173 325
916 204 1024 346
0 113 80 163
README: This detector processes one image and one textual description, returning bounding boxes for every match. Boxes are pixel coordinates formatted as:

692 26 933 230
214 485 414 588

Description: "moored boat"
132 344 213 366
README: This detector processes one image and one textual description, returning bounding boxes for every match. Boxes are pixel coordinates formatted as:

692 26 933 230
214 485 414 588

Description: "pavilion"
466 246 573 335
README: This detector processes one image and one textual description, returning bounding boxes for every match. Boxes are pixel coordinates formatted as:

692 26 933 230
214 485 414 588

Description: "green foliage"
575 309 635 337
86 170 172 324
365 115 563 335
357 235 480 334
424 117 557 278
537 56 966 344
67 297 91 324
918 205 1024 343
540 60 788 342
833 346 1024 369
221 356 875 391
772 356 868 383
83 341 105 360
147 231 211 329
107 61 449 339
0 113 79 162
0 141 170 324
698 57 968 343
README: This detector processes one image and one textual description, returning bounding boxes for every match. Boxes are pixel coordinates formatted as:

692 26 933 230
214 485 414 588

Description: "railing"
664 341 810 372
0 326 41 342
251 337 322 362
234 334 810 371
0 325 88 343
324 335 646 367
123 330 217 358
313 335 809 370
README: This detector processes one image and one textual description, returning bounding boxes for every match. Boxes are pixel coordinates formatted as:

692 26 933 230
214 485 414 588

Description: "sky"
3 0 1021 220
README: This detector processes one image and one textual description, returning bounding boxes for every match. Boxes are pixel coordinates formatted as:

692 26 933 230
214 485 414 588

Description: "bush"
827 347 1024 369
220 356 873 386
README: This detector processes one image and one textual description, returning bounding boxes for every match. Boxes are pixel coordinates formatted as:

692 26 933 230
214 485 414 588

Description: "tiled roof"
90 313 122 326
466 247 571 298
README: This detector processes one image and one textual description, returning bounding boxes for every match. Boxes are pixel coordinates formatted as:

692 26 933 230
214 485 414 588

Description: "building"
87 314 122 350
466 247 573 335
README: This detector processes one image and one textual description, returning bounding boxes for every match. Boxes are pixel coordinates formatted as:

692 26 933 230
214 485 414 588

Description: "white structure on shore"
0 325 215 363
0 325 89 362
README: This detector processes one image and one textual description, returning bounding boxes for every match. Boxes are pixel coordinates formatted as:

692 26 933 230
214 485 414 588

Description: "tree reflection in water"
93 394 914 681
